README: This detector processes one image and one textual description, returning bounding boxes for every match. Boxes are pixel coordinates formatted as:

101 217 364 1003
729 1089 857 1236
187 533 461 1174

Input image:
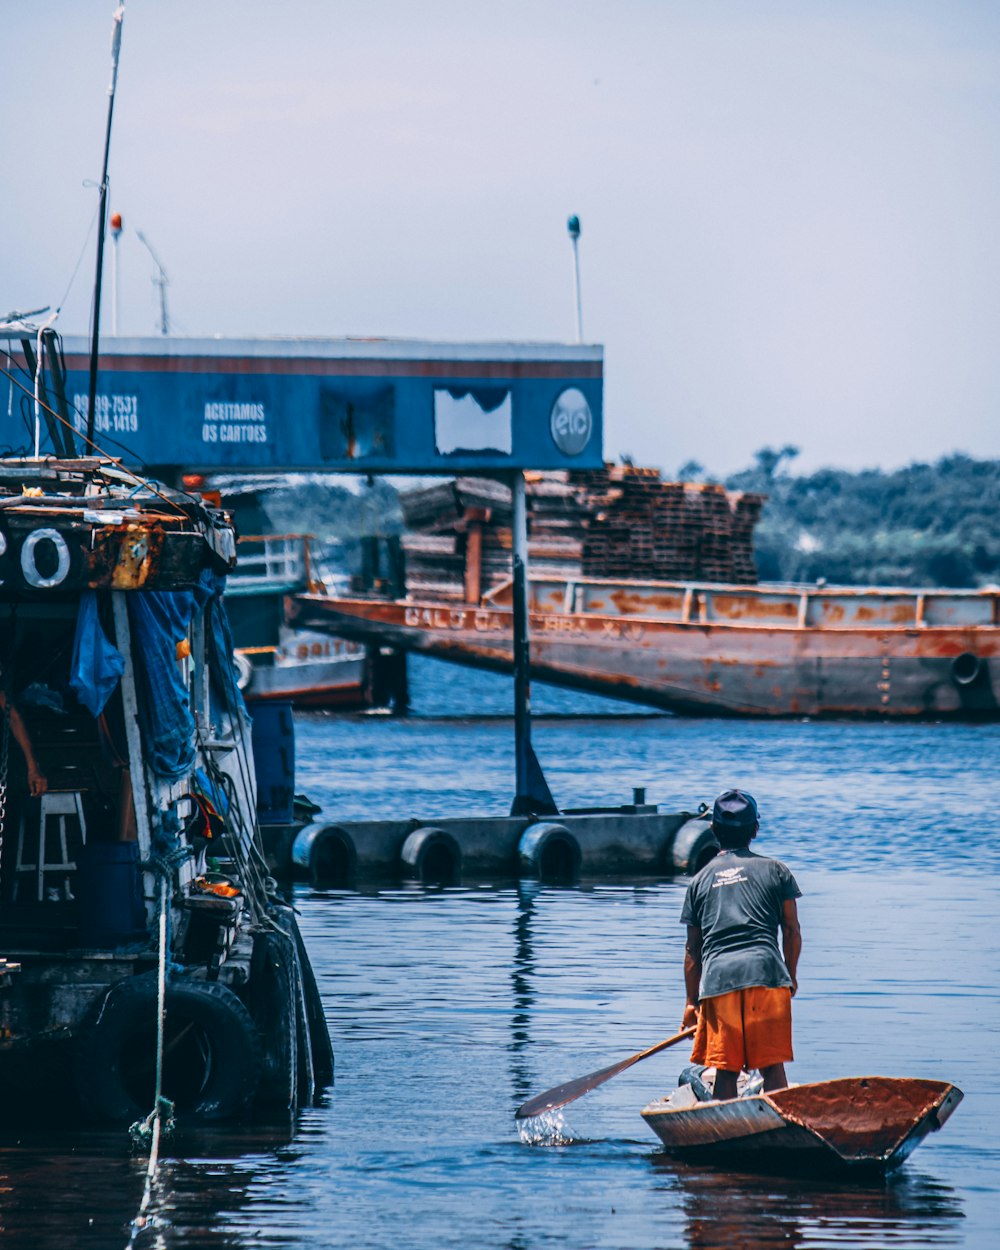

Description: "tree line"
681 448 1000 589
257 451 999 590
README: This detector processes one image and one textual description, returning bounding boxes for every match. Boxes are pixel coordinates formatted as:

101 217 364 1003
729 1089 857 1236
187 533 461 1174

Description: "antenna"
567 214 583 344
86 1 127 447
136 230 170 335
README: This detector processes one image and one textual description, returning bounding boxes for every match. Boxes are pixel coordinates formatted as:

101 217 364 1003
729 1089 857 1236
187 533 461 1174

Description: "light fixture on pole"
567 214 583 344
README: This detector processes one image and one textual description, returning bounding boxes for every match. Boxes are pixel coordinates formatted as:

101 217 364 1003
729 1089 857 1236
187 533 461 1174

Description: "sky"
3 0 1000 476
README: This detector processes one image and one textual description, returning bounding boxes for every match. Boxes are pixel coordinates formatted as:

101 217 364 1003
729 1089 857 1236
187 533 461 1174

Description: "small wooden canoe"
641 1076 962 1173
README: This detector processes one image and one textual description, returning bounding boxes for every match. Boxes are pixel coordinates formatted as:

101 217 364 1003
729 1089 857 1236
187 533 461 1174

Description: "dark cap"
711 789 759 829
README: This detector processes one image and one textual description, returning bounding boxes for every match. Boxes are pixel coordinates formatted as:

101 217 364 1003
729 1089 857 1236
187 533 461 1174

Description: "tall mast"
85 3 126 450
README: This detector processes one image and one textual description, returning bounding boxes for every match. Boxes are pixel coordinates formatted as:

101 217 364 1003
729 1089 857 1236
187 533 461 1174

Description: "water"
2 657 999 1248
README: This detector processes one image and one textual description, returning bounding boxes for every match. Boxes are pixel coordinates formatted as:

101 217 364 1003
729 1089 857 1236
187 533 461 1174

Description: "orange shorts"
691 985 793 1072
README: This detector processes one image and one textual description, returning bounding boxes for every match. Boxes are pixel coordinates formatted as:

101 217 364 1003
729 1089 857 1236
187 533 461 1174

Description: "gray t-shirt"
680 848 801 1000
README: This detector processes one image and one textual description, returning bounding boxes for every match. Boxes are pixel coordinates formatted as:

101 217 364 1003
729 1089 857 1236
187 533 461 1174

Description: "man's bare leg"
760 1063 788 1092
713 1069 740 1100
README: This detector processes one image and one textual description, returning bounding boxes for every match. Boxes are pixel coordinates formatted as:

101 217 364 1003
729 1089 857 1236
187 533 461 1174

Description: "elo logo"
549 388 593 456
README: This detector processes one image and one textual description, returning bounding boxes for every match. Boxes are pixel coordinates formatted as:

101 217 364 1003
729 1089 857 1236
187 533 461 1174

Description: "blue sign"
53 336 604 473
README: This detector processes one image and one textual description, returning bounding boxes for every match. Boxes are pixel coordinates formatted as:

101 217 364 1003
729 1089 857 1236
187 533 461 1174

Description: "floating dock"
261 792 718 888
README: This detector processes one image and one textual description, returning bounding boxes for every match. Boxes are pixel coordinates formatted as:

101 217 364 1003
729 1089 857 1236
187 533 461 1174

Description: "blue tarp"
129 570 248 781
70 592 125 717
128 588 199 781
200 569 250 725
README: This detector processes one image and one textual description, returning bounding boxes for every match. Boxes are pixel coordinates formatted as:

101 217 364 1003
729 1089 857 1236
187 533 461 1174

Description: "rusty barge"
289 578 999 718
287 469 999 719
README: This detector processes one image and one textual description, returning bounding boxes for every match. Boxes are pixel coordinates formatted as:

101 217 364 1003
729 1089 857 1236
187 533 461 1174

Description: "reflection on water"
650 1160 965 1250
1 704 998 1248
655 1160 965 1249
0 1124 299 1250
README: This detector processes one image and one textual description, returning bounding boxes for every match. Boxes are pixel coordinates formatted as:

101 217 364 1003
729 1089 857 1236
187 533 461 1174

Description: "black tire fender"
291 824 357 888
73 971 263 1125
670 817 720 876
951 652 984 687
282 908 335 1089
518 822 582 883
400 826 462 885
249 929 298 1114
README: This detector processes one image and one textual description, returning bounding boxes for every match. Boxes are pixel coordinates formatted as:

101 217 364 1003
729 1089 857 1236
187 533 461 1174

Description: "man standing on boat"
680 789 801 1101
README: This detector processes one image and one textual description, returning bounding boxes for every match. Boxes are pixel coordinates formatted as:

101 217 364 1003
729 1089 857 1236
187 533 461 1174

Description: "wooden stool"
14 791 87 902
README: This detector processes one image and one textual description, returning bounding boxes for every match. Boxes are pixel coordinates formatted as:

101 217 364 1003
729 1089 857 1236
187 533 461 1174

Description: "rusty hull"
641 1076 962 1172
288 582 1000 718
0 502 233 593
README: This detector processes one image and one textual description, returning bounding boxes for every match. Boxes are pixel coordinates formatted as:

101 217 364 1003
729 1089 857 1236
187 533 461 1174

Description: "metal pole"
110 213 123 335
157 278 168 336
509 473 556 817
509 472 557 816
111 236 117 336
86 3 126 447
567 215 583 344
511 470 532 811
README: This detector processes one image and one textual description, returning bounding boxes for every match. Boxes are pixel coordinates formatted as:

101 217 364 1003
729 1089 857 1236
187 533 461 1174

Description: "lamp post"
110 212 123 335
137 231 170 335
567 214 583 344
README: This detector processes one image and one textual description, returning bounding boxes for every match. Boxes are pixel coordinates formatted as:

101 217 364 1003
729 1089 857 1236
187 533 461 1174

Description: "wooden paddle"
515 1025 697 1120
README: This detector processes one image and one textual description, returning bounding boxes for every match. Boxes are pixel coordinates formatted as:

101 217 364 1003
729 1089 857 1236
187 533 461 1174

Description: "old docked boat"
288 467 999 719
641 1074 963 1173
199 470 408 711
227 532 386 709
290 575 1000 719
0 454 332 1123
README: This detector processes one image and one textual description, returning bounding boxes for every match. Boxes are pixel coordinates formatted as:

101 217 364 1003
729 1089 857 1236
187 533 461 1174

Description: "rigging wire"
56 196 104 319
194 702 280 928
0 358 192 516
126 874 172 1248
0 350 230 519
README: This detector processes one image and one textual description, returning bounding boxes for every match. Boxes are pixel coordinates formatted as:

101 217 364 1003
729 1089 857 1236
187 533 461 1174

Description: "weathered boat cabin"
0 457 331 1123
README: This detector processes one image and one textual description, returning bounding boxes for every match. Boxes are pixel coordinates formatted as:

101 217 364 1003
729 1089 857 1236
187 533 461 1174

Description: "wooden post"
111 593 153 862
463 507 487 605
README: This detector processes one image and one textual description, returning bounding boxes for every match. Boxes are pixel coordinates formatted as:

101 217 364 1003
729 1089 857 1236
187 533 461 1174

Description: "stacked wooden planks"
398 467 763 601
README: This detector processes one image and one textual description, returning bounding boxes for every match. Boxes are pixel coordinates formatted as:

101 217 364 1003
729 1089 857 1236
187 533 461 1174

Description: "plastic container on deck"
248 699 295 824
76 842 147 948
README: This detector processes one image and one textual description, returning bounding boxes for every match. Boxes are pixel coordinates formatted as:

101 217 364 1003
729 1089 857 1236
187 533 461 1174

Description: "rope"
0 703 9 900
0 604 19 902
126 873 174 1245
195 720 273 924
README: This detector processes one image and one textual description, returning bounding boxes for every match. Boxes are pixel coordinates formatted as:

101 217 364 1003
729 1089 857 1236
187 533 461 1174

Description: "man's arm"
682 924 702 1029
780 898 801 996
0 694 47 797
